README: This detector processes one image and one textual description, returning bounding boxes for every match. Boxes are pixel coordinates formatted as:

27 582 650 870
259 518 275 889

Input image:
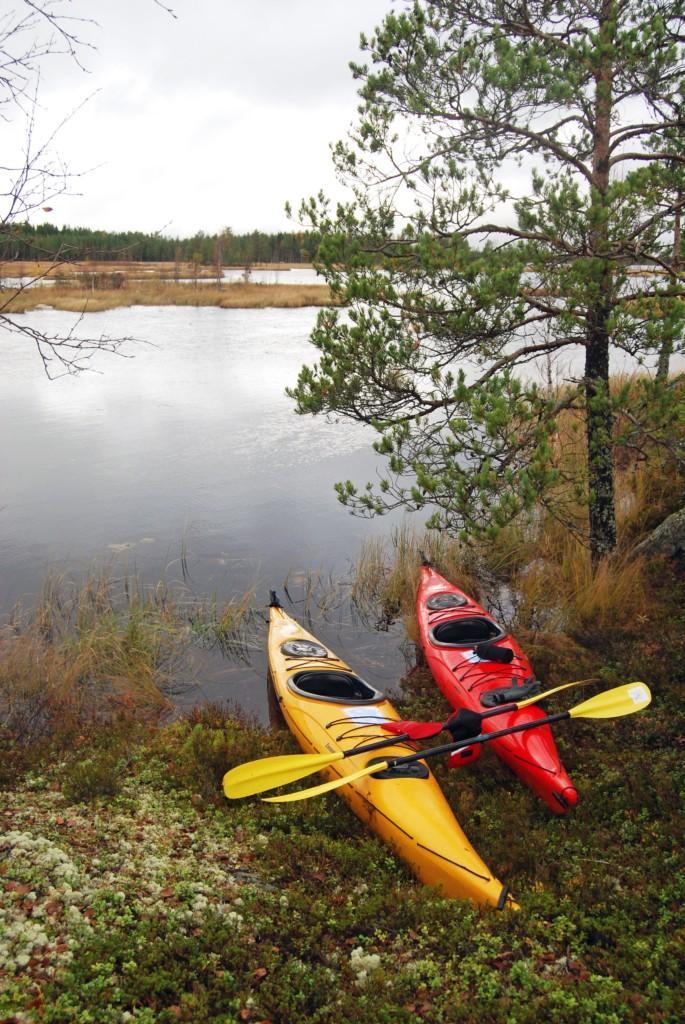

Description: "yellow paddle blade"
263 759 391 803
516 677 596 710
223 750 344 799
569 682 651 720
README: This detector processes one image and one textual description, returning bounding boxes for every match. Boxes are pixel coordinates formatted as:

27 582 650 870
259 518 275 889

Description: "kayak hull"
268 605 517 908
416 566 577 814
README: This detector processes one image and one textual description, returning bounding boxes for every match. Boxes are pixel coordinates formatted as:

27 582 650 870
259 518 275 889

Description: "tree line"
0 223 322 265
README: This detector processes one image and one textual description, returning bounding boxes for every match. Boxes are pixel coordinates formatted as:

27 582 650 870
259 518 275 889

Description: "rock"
631 506 685 559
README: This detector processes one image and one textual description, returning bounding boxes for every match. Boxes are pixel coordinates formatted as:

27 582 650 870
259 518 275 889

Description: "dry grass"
1 280 334 312
349 376 684 644
492 375 685 633
0 571 258 745
504 523 650 633
348 516 655 658
2 259 219 281
349 525 483 637
0 259 314 280
0 572 178 743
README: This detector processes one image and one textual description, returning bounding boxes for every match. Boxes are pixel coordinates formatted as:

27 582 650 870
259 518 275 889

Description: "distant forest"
1 223 322 265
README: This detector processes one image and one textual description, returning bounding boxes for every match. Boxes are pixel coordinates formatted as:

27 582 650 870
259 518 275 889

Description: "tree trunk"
585 322 616 563
586 0 617 566
656 192 681 381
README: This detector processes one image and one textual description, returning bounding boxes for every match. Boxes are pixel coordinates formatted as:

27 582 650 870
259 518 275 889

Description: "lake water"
0 267 324 289
3 301 678 719
0 305 414 718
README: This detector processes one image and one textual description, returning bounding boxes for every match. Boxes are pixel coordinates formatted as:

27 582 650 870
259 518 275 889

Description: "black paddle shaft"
382 710 572 771
335 704 564 764
340 732 417 758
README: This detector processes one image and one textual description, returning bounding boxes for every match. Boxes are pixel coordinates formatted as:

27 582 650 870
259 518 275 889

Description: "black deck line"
416 843 491 881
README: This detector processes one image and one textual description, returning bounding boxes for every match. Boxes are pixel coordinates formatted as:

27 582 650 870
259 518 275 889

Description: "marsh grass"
349 525 494 637
349 517 657 654
282 567 348 624
1 259 314 280
2 259 219 280
0 570 256 755
0 280 334 312
188 589 261 660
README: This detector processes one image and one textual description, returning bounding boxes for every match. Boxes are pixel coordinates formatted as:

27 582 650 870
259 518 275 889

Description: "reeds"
188 589 260 660
0 259 314 280
0 570 257 745
282 567 347 625
0 281 333 313
349 525 482 636
503 523 651 633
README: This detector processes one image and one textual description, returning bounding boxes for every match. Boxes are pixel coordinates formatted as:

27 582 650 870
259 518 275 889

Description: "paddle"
223 682 649 800
381 677 599 741
224 679 581 798
258 683 651 803
223 679 593 798
223 676 598 799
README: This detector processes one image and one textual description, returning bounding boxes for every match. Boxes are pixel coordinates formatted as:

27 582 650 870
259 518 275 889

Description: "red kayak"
416 562 577 814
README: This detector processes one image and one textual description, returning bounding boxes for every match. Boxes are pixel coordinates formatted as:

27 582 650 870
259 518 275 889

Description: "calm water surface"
0 267 324 289
1 305 414 718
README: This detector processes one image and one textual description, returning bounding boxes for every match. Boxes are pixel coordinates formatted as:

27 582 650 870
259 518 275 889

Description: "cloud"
24 0 394 234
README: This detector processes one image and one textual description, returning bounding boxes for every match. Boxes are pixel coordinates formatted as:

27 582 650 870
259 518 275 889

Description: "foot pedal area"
368 757 429 780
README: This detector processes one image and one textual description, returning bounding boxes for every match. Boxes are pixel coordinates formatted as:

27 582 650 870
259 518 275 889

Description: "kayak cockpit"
431 616 505 647
288 670 384 705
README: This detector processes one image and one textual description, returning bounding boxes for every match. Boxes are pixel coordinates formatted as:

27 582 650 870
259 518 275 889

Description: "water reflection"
0 266 323 289
0 304 413 719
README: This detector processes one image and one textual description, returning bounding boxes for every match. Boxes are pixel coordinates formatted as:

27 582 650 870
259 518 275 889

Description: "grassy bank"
2 543 685 1021
1 281 333 313
2 391 685 1021
1 598 683 1023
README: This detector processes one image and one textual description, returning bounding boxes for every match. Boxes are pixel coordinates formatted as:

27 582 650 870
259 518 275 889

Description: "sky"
14 0 395 238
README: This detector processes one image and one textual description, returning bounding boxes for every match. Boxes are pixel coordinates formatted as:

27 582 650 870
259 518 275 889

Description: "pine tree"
291 0 685 563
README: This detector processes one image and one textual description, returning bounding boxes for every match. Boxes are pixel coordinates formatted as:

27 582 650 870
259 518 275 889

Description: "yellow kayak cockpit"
286 668 383 705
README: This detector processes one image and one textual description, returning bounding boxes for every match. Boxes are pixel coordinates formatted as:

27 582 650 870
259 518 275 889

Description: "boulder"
631 506 685 560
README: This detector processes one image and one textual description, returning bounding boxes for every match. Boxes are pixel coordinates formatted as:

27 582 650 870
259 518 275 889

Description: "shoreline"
0 259 315 278
1 281 335 312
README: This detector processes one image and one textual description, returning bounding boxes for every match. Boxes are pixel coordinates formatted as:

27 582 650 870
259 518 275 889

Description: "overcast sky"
22 0 395 238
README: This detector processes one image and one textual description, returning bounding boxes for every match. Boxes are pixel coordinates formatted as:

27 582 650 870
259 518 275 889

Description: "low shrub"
60 748 127 803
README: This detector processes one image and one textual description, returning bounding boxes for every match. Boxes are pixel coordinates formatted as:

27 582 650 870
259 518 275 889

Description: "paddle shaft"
328 698 540 762
340 732 416 756
380 710 571 771
325 708 569 772
481 702 530 721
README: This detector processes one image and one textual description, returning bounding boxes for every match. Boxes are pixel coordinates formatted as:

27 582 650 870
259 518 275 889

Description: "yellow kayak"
267 597 516 909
